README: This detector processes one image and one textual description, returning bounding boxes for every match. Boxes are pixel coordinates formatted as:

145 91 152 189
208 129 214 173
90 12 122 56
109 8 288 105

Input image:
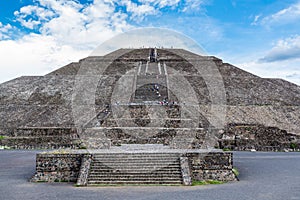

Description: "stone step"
90 166 180 171
102 118 197 128
89 127 204 130
86 178 183 185
87 180 182 185
92 159 179 161
92 156 179 159
88 175 182 179
88 171 181 175
92 156 179 160
104 118 193 120
88 178 181 182
92 157 180 160
86 127 203 141
91 163 179 166
88 177 182 180
89 171 181 175
92 158 178 161
90 169 181 175
93 154 180 157
92 159 179 162
91 162 179 165
86 152 183 186
92 154 181 158
90 168 181 172
89 169 180 173
92 154 181 161
89 167 181 171
91 161 179 165
92 160 179 163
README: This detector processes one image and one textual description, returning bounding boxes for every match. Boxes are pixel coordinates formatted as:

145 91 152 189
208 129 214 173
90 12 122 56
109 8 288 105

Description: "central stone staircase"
87 153 183 185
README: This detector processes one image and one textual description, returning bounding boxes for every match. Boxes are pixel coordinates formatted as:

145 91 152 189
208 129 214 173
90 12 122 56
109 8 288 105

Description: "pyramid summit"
0 48 300 151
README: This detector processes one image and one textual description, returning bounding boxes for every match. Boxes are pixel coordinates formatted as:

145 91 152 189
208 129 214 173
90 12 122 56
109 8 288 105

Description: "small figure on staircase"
149 48 159 62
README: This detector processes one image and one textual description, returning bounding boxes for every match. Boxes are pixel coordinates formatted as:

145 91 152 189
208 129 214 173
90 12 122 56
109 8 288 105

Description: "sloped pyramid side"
0 48 299 150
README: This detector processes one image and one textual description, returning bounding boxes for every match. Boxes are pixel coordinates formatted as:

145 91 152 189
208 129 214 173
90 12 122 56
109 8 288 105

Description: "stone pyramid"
0 48 299 151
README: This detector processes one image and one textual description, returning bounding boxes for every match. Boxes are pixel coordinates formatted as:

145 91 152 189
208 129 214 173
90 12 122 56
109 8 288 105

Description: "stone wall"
32 151 236 184
31 153 83 182
186 152 236 181
0 128 80 149
102 127 207 148
76 154 92 186
219 124 300 151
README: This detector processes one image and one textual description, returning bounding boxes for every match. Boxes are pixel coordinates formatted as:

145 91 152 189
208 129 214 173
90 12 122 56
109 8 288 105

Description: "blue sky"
0 0 300 85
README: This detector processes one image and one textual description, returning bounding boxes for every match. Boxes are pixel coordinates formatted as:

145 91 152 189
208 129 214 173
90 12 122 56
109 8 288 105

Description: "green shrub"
290 143 298 150
245 127 252 131
232 167 239 177
0 135 5 140
78 146 87 150
192 180 225 186
223 148 231 152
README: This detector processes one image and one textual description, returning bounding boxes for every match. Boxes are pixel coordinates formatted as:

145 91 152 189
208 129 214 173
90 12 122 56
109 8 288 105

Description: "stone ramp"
87 153 183 185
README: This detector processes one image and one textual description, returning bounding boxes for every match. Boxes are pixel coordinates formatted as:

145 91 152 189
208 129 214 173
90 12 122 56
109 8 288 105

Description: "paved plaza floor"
0 150 300 200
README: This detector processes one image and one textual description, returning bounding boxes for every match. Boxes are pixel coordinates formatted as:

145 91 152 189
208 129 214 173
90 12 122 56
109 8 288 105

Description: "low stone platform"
31 145 237 186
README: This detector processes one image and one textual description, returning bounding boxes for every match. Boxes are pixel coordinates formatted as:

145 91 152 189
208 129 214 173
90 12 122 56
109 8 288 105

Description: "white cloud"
156 0 180 8
184 0 204 11
261 2 300 26
18 0 133 49
136 0 204 10
129 4 156 18
251 14 261 25
0 0 209 84
0 23 13 40
237 59 300 86
121 0 204 14
118 0 157 21
14 5 55 29
136 0 180 8
0 0 133 84
223 35 300 86
259 35 300 62
91 27 206 56
0 33 90 83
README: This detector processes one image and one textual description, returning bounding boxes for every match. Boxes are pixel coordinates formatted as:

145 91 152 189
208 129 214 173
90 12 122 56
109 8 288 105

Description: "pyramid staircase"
75 49 210 186
86 153 183 185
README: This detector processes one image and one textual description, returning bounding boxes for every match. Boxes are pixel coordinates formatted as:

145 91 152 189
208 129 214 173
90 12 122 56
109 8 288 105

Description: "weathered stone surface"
186 152 236 181
32 150 237 184
31 153 82 182
0 128 80 149
187 152 232 170
193 169 236 181
80 129 111 149
219 124 300 151
0 48 299 150
180 156 192 185
76 154 92 186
